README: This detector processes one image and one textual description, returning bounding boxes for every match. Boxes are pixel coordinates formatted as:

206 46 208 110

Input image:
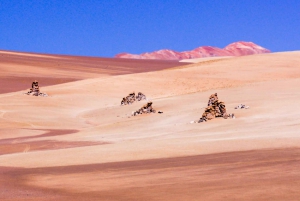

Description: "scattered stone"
121 92 147 105
136 92 147 101
121 92 135 105
132 102 156 116
234 104 249 109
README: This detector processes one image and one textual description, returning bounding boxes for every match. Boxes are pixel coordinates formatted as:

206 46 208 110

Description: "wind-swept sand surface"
0 51 300 200
0 50 188 94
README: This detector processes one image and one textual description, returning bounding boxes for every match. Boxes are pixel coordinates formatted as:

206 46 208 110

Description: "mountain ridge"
115 41 270 60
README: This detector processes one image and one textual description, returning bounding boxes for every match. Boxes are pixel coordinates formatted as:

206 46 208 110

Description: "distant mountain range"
115 41 270 60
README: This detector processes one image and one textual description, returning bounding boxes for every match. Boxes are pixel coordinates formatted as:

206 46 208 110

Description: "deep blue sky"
0 0 299 57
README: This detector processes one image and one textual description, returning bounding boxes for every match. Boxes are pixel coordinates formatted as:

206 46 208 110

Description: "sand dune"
0 51 300 200
0 50 189 94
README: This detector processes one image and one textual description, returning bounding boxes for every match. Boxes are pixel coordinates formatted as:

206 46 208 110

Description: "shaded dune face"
0 77 77 94
0 129 78 143
0 50 190 94
1 148 299 201
0 129 109 155
0 140 107 155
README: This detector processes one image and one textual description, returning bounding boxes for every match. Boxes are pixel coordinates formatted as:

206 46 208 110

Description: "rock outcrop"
121 92 147 106
194 93 234 123
115 41 270 60
132 102 156 116
25 80 48 97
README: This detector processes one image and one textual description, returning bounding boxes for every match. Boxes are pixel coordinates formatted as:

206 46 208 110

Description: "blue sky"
0 0 299 57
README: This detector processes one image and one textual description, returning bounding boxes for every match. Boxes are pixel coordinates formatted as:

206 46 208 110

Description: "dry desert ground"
0 50 300 200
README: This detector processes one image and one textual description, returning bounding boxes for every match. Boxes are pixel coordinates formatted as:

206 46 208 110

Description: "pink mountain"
115 41 270 60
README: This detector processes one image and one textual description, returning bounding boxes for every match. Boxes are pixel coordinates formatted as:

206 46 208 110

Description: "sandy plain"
0 50 300 200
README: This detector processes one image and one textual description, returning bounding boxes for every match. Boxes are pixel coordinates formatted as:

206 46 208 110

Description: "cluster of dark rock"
196 93 234 123
24 80 48 97
121 92 146 105
136 92 147 101
132 102 156 116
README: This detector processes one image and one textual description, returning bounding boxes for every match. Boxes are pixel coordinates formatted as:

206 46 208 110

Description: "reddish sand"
0 50 300 200
1 148 299 201
0 50 190 93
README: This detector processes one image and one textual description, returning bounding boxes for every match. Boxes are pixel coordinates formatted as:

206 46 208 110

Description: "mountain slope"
115 41 270 60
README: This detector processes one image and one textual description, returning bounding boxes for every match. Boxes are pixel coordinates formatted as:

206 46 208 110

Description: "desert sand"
0 50 300 200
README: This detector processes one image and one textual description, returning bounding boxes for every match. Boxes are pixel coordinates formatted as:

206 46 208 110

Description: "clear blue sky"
0 0 299 57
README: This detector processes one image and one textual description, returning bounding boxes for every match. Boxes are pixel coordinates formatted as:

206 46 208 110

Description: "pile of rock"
24 80 48 97
196 93 234 123
121 92 136 105
132 102 156 116
121 92 147 105
136 92 146 101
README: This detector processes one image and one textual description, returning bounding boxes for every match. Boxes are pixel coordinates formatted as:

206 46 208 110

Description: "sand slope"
0 51 300 200
0 50 188 94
